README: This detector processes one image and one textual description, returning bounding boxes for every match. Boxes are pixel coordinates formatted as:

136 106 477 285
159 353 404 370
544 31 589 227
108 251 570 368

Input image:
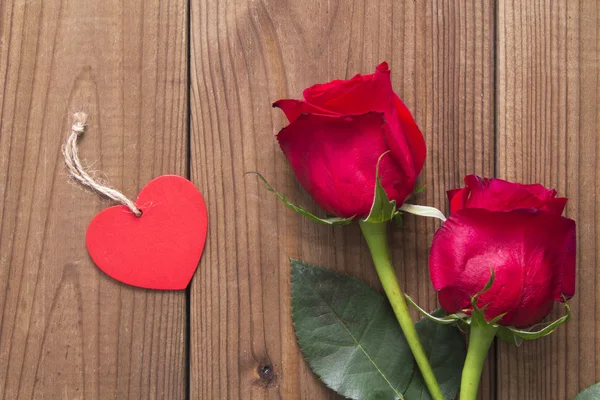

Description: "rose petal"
544 197 568 215
302 62 393 113
302 62 390 106
457 174 568 214
430 209 524 320
500 211 575 326
276 112 412 218
447 187 469 214
302 75 364 105
277 63 425 186
273 99 339 123
304 63 422 180
430 208 576 327
393 95 426 175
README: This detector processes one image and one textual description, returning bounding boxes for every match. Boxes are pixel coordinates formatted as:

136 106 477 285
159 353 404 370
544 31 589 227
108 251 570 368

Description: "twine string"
63 112 142 217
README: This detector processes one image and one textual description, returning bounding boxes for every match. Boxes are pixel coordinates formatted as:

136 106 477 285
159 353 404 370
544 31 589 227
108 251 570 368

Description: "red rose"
274 62 425 218
430 175 576 328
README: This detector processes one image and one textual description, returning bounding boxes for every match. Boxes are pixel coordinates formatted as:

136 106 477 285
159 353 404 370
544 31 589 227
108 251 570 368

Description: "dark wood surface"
496 1 600 399
189 1 495 398
0 0 188 398
0 1 597 399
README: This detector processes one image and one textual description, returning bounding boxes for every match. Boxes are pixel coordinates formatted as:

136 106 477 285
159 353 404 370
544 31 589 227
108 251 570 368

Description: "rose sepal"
405 294 468 326
363 152 445 226
500 298 571 341
250 172 354 226
406 270 571 344
405 269 496 328
361 152 397 224
363 153 447 225
398 203 447 222
257 151 434 227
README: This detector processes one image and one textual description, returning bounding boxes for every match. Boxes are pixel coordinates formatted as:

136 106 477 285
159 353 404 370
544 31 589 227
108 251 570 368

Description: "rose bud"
274 62 425 219
430 175 576 328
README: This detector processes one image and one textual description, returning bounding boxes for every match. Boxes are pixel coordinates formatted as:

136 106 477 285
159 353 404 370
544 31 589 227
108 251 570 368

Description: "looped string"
63 112 143 217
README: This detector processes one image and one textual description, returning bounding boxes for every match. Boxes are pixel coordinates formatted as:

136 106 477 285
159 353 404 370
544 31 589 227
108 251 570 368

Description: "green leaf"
574 382 600 399
291 259 465 400
404 309 466 400
249 172 354 226
291 259 412 399
363 152 397 223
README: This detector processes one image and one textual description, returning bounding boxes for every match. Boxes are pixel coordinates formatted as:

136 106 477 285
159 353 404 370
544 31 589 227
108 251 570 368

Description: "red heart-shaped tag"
86 175 207 290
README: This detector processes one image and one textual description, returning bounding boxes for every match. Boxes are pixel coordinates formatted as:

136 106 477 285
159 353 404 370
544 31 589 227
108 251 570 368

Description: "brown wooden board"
3 0 599 398
496 1 600 399
0 0 188 398
189 1 495 398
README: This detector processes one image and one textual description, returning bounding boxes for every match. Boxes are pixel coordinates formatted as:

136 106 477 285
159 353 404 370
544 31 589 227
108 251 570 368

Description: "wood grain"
7 0 597 398
189 1 495 398
0 0 188 398
496 1 600 399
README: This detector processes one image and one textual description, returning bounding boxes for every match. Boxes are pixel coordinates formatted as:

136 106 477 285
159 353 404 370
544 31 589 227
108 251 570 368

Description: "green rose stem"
359 220 444 400
459 323 498 400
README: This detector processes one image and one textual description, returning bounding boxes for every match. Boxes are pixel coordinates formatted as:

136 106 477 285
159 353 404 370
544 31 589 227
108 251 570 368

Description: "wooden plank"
0 0 188 398
189 0 495 398
496 1 600 399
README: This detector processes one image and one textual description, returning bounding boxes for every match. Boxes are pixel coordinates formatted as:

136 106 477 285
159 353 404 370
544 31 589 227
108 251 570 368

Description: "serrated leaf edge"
289 259 406 400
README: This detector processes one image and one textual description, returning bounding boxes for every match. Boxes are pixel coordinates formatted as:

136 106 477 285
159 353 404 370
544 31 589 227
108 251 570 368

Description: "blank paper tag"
86 175 208 290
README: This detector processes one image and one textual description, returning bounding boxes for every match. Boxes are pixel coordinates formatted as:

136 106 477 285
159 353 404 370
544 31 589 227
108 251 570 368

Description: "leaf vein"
297 267 404 400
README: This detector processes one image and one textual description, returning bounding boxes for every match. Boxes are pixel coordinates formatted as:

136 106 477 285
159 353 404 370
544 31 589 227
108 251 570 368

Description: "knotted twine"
63 112 143 217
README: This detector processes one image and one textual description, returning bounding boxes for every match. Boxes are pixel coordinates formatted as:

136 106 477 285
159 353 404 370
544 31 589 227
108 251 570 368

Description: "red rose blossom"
274 62 425 218
430 176 576 328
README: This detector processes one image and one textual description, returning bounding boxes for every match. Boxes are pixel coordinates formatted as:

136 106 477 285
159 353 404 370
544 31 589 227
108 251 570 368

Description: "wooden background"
0 0 597 399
